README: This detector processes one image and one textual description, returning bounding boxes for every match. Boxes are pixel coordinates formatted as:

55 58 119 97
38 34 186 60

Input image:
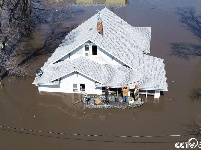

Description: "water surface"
0 0 201 149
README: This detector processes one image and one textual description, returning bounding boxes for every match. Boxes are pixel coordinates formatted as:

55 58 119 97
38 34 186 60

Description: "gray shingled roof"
34 7 168 91
44 7 151 68
34 56 168 91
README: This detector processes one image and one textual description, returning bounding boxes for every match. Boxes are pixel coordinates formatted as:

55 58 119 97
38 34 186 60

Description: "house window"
85 45 89 51
92 45 97 55
80 84 85 92
73 84 78 92
85 45 90 56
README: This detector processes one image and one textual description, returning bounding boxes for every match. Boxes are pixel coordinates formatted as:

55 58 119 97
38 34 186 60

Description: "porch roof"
34 56 168 91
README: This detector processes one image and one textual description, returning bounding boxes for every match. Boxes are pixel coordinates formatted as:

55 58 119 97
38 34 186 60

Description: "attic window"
85 45 89 51
92 45 97 55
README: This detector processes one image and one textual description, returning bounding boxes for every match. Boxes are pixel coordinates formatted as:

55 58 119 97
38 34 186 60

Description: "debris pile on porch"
83 96 144 109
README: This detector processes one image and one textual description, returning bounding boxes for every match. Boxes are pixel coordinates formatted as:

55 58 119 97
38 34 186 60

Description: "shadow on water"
170 43 201 59
170 7 201 101
170 7 201 59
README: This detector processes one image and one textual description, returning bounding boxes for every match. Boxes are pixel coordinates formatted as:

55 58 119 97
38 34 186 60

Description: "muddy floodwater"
0 0 201 149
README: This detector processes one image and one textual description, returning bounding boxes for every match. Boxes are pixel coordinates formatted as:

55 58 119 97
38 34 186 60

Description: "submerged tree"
0 0 84 78
186 120 201 138
190 88 201 101
0 0 31 77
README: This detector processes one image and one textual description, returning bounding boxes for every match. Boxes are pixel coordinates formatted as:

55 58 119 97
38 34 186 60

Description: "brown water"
0 0 201 149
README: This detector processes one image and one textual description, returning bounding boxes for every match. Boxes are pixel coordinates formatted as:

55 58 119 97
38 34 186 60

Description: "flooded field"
0 0 201 149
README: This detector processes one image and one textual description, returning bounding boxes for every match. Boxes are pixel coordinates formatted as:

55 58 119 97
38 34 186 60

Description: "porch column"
116 88 118 97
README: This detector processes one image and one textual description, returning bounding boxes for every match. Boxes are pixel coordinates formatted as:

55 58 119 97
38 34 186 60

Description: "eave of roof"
34 56 168 91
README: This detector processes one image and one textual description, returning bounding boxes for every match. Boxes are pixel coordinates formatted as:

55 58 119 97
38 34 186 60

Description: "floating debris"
83 96 144 109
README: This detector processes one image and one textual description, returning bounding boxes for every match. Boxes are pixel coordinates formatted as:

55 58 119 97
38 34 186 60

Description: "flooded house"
33 7 168 98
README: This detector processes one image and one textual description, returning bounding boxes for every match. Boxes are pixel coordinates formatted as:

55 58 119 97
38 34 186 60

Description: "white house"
33 7 168 98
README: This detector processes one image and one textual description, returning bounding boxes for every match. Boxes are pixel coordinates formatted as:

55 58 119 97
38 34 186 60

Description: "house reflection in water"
54 0 128 5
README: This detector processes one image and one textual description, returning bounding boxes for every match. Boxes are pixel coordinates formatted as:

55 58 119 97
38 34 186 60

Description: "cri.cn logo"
175 138 201 149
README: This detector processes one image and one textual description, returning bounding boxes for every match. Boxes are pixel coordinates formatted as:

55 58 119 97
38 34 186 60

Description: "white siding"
38 72 102 94
38 84 63 93
60 45 84 61
62 43 122 66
